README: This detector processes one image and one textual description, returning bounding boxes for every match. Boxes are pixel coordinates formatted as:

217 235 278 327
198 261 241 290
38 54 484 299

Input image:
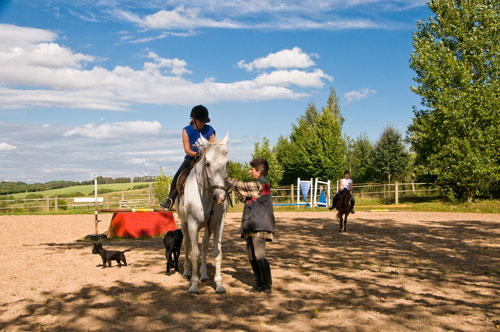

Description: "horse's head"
200 133 229 205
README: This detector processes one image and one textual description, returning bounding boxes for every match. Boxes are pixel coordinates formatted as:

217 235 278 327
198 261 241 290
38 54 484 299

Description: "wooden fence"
0 182 443 213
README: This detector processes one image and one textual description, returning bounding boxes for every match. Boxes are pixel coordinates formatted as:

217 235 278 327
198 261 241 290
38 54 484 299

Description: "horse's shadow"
168 260 253 292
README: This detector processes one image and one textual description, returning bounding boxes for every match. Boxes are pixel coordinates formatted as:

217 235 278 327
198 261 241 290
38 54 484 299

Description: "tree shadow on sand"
3 213 499 331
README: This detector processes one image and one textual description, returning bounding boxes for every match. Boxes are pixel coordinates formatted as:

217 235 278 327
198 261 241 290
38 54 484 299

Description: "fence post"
291 184 294 204
148 183 153 206
411 181 415 193
395 181 399 205
106 194 110 209
46 197 50 212
54 196 58 212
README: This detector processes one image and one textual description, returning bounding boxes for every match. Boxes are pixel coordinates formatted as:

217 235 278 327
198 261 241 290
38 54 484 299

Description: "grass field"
10 182 153 199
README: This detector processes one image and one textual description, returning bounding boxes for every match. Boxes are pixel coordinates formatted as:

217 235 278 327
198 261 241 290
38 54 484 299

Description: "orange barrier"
107 211 176 238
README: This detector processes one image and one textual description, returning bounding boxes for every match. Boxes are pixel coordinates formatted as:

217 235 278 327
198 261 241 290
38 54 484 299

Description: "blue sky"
0 0 430 183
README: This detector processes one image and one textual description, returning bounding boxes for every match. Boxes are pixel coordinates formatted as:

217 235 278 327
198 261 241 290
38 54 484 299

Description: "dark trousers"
168 158 192 198
331 190 355 210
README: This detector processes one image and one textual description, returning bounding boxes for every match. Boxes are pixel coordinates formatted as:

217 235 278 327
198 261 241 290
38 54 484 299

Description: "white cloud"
126 158 157 168
141 6 241 30
0 121 255 182
144 52 191 76
0 25 93 70
0 25 331 110
238 47 316 71
0 142 16 151
63 121 162 139
108 1 419 33
255 69 333 88
344 88 376 103
0 23 57 47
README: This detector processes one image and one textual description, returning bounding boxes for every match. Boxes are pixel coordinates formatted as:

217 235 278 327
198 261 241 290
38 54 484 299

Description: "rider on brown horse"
329 170 355 214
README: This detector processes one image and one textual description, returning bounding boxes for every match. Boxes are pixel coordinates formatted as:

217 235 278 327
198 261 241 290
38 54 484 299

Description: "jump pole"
97 208 158 213
94 179 100 235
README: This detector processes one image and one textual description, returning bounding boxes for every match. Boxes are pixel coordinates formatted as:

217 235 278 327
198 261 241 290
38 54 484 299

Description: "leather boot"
249 259 263 292
258 258 272 293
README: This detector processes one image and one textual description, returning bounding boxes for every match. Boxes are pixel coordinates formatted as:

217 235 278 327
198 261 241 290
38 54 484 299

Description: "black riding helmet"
190 105 210 123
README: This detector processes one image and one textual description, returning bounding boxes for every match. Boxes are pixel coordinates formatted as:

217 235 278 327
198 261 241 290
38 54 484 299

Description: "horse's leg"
339 215 343 232
200 226 211 282
212 217 226 294
181 221 192 279
345 213 349 232
187 219 200 294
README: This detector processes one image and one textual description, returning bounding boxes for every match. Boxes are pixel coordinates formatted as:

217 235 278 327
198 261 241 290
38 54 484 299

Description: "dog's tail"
123 249 131 253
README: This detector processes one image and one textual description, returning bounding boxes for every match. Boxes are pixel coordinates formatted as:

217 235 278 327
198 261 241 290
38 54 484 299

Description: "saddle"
177 150 204 198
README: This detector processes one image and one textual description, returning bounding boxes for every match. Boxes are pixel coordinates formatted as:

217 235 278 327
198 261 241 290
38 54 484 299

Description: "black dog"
92 242 130 268
163 229 183 273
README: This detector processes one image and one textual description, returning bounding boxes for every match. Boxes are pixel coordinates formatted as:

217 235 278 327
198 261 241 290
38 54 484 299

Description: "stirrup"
160 197 173 210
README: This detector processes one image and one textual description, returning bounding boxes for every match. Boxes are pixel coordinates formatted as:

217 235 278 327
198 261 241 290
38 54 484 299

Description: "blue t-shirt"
184 124 215 159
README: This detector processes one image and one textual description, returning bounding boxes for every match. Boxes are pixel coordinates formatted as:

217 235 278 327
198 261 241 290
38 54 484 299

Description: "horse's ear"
220 133 229 145
199 133 209 147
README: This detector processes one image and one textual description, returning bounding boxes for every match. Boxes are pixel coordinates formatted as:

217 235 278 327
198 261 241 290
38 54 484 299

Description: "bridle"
194 148 229 227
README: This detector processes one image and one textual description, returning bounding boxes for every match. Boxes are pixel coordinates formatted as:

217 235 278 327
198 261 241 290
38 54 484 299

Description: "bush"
58 192 85 198
88 189 115 195
26 193 44 199
51 198 67 210
133 184 149 190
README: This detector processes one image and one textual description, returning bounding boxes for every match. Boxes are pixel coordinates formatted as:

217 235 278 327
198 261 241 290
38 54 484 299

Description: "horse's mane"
336 189 351 218
208 137 228 148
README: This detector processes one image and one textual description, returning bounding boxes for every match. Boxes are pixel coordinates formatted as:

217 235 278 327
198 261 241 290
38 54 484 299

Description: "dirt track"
0 211 499 332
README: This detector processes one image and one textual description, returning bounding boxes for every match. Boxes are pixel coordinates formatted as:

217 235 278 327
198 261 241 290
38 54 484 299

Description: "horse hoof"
200 276 210 282
188 286 199 294
183 271 192 279
216 286 226 294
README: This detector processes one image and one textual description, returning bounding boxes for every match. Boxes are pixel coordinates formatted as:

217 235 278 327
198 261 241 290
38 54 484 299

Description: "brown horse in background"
336 188 351 232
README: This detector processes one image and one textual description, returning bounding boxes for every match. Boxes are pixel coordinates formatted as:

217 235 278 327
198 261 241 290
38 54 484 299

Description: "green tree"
277 88 346 183
227 161 252 182
372 126 410 183
408 0 500 200
153 168 172 203
251 137 284 187
347 133 375 183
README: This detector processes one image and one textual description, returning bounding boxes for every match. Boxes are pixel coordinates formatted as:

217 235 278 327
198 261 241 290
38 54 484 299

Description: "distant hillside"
0 176 157 196
8 182 153 199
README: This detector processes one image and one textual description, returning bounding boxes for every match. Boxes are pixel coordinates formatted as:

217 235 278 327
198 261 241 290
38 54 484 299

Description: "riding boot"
329 198 339 211
160 191 177 210
249 259 263 292
258 258 272 293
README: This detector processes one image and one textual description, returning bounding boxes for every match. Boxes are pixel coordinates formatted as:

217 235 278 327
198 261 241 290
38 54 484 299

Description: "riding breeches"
246 236 267 261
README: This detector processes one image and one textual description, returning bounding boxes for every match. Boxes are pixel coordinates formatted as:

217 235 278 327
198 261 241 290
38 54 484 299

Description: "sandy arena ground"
0 211 499 332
